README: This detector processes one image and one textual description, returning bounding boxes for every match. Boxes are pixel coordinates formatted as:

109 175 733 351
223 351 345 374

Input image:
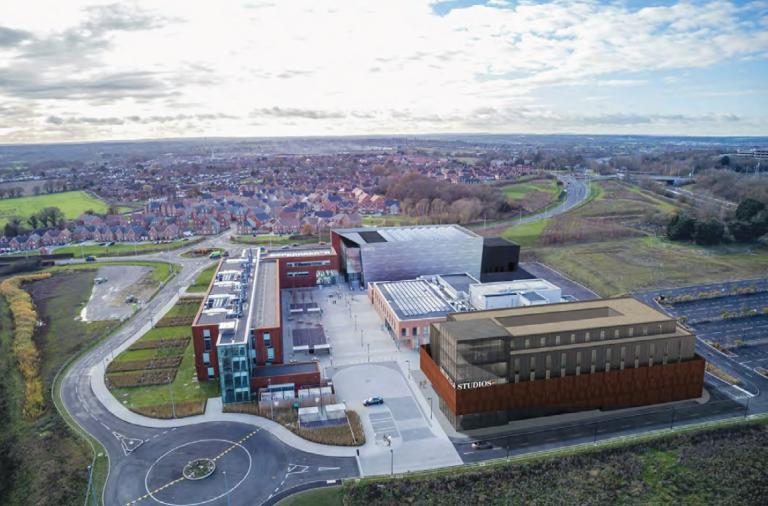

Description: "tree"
666 213 696 241
693 219 724 245
729 220 758 242
26 215 38 230
720 155 730 166
735 198 766 222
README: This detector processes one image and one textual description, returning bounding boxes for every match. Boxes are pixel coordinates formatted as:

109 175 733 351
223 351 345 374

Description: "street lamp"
360 329 364 347
427 396 432 420
367 343 370 363
223 470 232 506
390 448 394 476
405 359 410 379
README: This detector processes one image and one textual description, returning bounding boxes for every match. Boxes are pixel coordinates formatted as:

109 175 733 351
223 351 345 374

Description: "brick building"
421 297 705 430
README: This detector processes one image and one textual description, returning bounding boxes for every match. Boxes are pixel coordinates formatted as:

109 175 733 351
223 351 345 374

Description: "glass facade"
218 343 251 403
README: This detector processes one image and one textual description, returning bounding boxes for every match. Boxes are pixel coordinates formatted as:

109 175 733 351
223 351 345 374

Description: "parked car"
363 396 384 407
471 441 493 450
85 255 96 262
125 295 138 303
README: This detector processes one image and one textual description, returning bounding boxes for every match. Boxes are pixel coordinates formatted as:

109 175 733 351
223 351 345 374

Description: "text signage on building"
457 379 495 390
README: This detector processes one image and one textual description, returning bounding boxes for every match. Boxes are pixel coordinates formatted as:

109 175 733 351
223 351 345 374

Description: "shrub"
131 400 206 419
106 367 178 388
106 356 183 373
0 272 52 418
128 337 189 350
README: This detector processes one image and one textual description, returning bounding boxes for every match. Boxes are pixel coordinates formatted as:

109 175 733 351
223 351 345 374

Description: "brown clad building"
420 297 705 430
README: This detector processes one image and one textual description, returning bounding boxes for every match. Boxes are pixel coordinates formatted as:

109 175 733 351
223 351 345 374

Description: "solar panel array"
382 280 453 318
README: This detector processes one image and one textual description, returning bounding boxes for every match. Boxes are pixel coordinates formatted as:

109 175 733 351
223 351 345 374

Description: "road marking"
318 466 341 471
286 464 309 475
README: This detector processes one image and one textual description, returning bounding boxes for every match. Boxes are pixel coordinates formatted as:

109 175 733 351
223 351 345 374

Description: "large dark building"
479 237 521 282
421 297 705 430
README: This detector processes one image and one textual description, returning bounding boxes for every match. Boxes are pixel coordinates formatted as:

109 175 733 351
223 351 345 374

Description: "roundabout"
144 439 252 506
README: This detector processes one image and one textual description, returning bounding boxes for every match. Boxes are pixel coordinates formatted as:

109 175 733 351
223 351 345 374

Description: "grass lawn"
55 238 195 258
501 218 550 247
0 270 120 506
361 214 421 227
277 487 343 506
0 190 109 226
108 299 218 416
231 234 320 246
532 236 768 297
188 263 217 292
342 419 768 505
501 179 559 200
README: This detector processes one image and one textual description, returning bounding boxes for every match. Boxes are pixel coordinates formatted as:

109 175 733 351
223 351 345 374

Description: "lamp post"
390 448 394 476
405 359 410 379
427 396 432 420
367 343 370 363
168 374 176 418
223 470 232 506
360 329 363 347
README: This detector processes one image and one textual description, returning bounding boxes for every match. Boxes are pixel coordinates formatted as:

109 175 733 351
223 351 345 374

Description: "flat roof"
252 259 278 329
444 297 676 339
374 278 456 321
469 278 560 297
335 224 479 245
438 273 478 294
265 248 334 258
251 362 319 377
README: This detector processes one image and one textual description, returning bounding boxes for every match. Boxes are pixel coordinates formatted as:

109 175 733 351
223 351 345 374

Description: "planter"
183 458 216 480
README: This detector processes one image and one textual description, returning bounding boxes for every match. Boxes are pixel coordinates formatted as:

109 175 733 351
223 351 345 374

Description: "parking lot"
81 265 154 321
635 278 768 374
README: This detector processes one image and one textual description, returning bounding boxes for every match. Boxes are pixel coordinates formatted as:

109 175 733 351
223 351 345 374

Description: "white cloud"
0 0 765 142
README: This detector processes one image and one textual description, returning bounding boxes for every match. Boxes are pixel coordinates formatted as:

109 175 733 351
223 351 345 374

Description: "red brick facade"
276 250 339 288
420 345 706 417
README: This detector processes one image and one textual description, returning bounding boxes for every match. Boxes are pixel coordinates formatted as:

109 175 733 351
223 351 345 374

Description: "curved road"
517 174 589 224
59 233 358 506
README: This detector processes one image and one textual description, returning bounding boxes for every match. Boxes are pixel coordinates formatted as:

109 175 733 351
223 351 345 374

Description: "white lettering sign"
457 380 495 390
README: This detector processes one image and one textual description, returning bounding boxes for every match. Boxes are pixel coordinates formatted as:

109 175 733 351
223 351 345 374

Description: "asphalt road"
58 231 359 506
515 174 589 225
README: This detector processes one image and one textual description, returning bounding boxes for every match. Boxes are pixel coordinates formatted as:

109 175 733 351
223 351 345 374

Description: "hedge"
0 272 52 418
106 356 183 373
128 337 189 351
106 367 179 388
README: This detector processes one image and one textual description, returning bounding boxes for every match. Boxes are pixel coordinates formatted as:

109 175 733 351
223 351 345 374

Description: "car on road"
85 255 96 262
125 295 138 303
363 396 384 406
94 277 108 284
471 441 493 450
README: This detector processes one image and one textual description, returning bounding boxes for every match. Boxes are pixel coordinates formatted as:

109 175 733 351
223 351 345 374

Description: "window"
576 351 582 376
529 356 536 381
203 352 210 365
204 336 212 352
545 354 552 379
585 332 591 342
287 271 310 277
286 260 330 267
412 327 418 337
540 337 546 347
524 338 530 349
628 327 634 337
614 329 620 339
560 352 566 377
590 349 597 374
570 333 576 344
600 330 605 340
401 328 406 337
263 332 271 344
605 349 612 372
643 326 648 336
207 367 215 378
514 358 520 383
555 335 560 345
634 345 641 368
203 329 211 338
649 343 655 367
267 348 275 360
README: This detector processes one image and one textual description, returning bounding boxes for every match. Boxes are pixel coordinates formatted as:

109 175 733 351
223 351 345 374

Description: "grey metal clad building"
332 225 484 285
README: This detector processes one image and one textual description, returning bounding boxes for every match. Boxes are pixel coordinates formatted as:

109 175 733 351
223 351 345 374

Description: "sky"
0 0 766 143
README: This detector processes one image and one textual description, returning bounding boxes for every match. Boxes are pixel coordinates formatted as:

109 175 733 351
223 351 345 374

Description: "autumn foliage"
0 272 51 419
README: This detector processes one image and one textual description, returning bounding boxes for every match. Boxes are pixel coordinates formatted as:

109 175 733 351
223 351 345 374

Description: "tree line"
667 198 768 245
3 207 66 238
378 173 510 224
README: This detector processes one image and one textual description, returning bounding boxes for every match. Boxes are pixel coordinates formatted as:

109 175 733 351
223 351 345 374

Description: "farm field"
532 236 768 297
0 271 119 506
187 263 217 292
340 421 768 506
107 298 218 418
0 190 110 226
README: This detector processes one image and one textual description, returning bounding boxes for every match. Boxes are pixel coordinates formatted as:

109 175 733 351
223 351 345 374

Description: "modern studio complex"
190 224 705 433
420 297 706 429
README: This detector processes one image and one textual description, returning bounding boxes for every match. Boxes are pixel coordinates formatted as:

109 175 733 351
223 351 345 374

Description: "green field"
0 191 110 226
339 419 768 506
231 234 321 246
501 218 551 247
55 238 197 258
188 263 217 293
277 487 343 506
0 271 119 506
361 214 421 227
532 236 768 297
501 179 559 200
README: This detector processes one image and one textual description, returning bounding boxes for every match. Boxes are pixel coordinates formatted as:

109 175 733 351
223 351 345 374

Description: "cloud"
0 0 765 141
0 26 32 47
251 107 345 119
